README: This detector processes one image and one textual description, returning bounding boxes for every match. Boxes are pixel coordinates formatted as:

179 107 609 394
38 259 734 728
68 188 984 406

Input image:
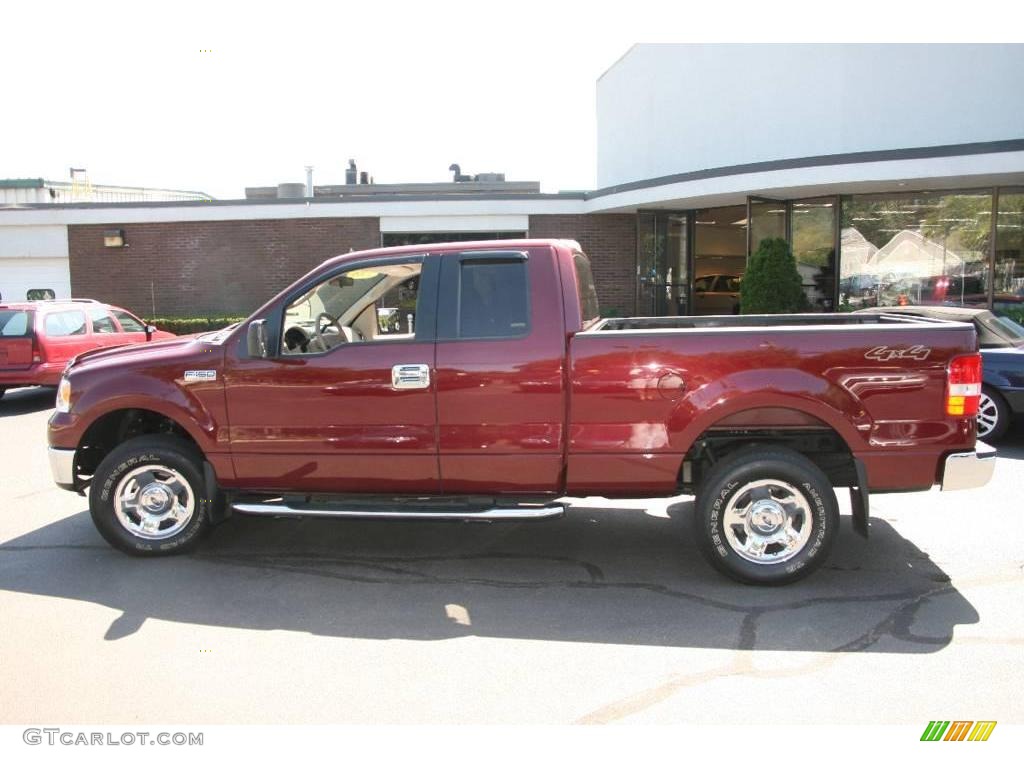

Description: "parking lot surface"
1 385 1022 724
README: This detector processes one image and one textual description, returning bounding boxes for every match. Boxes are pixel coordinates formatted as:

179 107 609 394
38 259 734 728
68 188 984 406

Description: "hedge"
149 317 248 335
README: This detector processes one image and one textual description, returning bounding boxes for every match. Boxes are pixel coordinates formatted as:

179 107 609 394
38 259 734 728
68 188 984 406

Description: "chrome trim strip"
940 441 996 491
48 447 76 488
231 503 564 521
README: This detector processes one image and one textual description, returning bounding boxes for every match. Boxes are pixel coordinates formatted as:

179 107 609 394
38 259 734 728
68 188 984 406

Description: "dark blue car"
856 306 1024 440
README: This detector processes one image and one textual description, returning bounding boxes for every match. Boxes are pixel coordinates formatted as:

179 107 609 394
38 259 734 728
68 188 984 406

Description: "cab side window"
457 260 529 339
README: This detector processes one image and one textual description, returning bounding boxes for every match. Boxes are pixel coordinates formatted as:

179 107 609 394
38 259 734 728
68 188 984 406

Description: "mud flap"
203 460 230 524
850 457 870 538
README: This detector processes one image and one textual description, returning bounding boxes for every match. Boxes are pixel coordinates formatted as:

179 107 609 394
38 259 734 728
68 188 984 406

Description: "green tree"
740 238 808 314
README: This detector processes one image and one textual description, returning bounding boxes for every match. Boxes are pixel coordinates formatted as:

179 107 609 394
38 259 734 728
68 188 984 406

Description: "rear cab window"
456 258 530 339
573 253 600 327
44 310 87 337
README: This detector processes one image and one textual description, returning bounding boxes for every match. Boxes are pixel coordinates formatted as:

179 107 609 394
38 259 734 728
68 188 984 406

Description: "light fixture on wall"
103 229 125 248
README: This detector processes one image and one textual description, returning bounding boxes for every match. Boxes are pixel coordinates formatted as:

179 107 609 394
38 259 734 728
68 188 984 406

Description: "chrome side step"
231 501 565 521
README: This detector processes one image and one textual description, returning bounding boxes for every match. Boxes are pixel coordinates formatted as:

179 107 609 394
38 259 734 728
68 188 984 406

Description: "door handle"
391 364 431 390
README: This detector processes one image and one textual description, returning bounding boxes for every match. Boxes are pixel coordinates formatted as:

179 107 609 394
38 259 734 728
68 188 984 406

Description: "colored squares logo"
921 720 997 742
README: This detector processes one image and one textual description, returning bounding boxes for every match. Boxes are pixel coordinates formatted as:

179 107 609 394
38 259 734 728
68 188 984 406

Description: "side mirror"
247 319 269 358
145 324 157 341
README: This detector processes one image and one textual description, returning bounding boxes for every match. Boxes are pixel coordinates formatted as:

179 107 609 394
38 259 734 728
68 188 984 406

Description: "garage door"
0 258 72 302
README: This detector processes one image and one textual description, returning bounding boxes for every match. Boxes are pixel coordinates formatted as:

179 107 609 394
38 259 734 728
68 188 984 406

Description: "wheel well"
680 427 857 494
76 409 199 478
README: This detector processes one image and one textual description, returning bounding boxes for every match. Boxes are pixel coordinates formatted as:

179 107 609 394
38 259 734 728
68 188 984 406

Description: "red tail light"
946 354 982 417
31 334 43 364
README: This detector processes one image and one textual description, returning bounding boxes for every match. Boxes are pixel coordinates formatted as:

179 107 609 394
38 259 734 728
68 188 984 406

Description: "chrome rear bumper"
940 441 996 491
48 447 76 491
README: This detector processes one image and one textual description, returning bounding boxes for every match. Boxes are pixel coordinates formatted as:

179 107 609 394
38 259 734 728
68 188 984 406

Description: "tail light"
946 354 982 417
31 334 43 364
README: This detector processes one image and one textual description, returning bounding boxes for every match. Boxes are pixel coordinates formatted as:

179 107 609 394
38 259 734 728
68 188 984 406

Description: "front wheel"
976 386 1010 442
692 446 838 585
89 435 212 555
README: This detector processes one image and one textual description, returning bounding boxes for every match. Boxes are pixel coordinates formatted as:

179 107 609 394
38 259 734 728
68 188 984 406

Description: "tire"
692 446 838 585
976 386 1010 442
0 387 5 401
89 435 212 556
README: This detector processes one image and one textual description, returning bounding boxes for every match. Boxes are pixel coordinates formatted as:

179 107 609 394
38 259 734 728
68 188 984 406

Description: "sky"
3 1 1017 200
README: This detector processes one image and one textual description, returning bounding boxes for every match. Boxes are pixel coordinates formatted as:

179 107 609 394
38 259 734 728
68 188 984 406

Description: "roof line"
587 138 1024 199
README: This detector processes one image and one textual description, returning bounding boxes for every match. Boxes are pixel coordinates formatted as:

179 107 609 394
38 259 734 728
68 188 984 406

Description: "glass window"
0 310 31 336
26 288 55 300
839 190 993 310
281 261 422 354
44 310 86 337
791 198 837 312
374 275 420 337
458 260 529 338
113 310 146 333
637 212 688 316
994 189 1024 323
573 253 601 324
89 308 118 334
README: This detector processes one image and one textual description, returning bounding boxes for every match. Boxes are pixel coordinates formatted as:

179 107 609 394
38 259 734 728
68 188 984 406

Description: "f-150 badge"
183 370 217 382
865 345 931 362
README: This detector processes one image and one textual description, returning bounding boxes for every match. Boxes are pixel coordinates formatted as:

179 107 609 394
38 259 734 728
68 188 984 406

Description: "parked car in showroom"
856 305 1024 440
0 299 174 400
693 273 741 315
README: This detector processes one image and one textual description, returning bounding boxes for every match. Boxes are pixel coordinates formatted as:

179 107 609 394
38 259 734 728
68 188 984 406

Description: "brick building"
3 44 1024 319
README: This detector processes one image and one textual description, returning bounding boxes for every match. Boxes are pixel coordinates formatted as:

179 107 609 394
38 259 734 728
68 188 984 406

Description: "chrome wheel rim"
113 464 195 540
976 393 998 438
722 479 814 565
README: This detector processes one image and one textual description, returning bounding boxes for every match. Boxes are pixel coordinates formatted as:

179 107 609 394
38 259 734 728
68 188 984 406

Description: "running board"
231 501 565 521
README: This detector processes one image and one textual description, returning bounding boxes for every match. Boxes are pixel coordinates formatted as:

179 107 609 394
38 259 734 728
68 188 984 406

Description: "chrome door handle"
391 364 431 390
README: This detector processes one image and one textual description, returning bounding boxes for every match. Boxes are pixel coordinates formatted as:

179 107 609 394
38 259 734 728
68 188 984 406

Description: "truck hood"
66 336 216 374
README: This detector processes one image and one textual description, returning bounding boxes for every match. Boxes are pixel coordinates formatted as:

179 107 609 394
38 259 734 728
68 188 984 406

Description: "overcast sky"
4 1 1015 200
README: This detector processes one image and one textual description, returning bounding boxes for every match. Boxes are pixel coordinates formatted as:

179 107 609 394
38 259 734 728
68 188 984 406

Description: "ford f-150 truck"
47 239 995 584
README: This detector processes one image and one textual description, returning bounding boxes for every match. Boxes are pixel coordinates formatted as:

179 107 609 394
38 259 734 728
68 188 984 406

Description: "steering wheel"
311 312 344 352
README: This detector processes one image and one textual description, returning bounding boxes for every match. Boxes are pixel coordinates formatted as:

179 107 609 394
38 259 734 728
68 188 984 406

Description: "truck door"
434 246 566 494
223 254 441 494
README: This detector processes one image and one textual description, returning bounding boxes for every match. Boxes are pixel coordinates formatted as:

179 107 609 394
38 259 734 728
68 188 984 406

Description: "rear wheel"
692 446 838 585
976 386 1010 442
89 435 212 555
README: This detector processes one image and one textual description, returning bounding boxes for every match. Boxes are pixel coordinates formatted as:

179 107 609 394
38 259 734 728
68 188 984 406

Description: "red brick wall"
68 218 380 318
528 214 636 316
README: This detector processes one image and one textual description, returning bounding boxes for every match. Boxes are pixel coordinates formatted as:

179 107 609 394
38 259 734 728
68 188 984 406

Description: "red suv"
0 300 175 398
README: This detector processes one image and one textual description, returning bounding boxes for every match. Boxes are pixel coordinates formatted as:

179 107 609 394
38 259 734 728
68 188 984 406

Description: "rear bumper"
940 440 996 491
48 447 77 491
0 363 64 388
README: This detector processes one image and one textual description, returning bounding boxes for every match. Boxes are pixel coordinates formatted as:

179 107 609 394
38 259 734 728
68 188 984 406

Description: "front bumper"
48 446 77 491
940 440 996 491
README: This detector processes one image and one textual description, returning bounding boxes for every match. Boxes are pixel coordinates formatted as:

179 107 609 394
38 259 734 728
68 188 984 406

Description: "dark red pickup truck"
47 239 995 584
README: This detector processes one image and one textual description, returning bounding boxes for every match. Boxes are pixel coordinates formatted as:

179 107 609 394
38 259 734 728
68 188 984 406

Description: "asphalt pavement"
1 385 1021 724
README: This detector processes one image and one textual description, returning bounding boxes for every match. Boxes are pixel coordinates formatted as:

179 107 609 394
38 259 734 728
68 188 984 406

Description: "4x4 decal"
865 344 932 362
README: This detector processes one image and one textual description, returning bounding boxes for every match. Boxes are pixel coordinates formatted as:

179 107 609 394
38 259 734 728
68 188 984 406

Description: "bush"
740 238 809 314
148 317 248 335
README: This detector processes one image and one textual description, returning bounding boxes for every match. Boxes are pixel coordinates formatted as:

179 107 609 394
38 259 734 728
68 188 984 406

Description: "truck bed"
568 311 978 496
